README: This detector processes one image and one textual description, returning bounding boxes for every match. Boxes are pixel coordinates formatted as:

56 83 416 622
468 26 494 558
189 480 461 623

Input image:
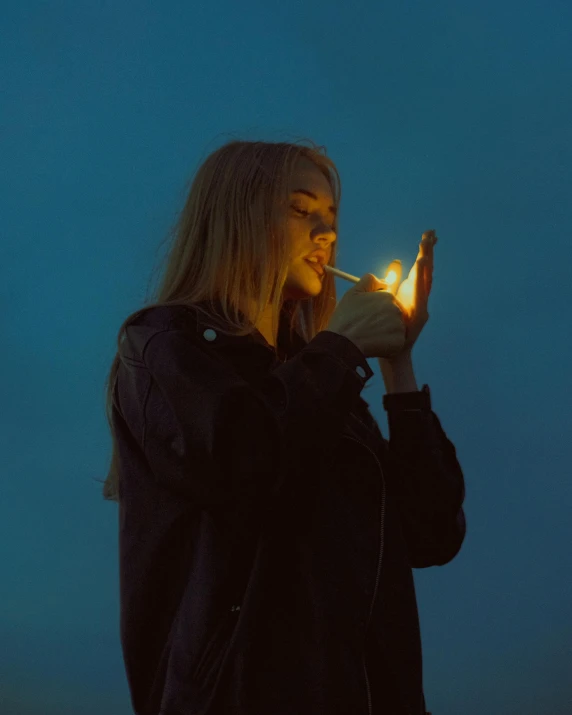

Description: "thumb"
355 273 387 293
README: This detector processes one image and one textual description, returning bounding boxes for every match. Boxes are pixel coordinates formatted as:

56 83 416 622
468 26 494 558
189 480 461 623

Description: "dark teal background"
2 2 571 713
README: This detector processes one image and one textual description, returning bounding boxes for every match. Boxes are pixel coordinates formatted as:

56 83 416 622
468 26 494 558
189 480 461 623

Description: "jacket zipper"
344 434 386 715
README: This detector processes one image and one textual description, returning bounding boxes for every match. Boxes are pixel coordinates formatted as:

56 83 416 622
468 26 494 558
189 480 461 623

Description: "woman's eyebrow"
291 189 337 217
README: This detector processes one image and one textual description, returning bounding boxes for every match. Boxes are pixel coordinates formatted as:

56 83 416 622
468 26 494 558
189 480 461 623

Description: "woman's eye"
290 205 335 233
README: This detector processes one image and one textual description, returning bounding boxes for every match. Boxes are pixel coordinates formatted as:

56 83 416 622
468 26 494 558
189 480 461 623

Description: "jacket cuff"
383 383 432 412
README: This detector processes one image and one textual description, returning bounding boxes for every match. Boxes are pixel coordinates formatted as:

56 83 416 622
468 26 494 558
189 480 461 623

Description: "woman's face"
281 157 337 301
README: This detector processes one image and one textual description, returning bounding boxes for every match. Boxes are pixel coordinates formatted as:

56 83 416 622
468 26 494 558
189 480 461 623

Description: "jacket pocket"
192 605 240 684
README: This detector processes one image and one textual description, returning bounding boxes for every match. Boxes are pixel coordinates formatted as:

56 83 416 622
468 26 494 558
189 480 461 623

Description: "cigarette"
323 264 389 288
323 265 361 283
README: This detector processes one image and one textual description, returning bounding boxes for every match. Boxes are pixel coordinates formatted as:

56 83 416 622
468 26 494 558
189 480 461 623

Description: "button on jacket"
113 301 466 715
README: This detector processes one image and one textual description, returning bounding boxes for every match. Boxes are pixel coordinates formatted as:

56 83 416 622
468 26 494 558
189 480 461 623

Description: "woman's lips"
305 259 325 276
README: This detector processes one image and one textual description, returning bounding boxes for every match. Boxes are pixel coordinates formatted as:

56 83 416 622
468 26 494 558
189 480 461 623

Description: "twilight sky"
2 2 571 713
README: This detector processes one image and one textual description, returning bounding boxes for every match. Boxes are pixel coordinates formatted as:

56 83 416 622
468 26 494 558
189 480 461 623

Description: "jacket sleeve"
379 386 467 568
119 320 374 507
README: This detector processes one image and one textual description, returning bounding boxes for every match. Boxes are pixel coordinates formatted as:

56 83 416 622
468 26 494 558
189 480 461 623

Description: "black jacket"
113 301 466 715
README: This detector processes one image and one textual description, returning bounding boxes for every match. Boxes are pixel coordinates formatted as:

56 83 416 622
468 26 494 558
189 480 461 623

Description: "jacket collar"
188 299 308 363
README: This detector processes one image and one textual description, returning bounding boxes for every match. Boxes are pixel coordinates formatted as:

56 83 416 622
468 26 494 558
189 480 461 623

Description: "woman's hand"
387 229 438 354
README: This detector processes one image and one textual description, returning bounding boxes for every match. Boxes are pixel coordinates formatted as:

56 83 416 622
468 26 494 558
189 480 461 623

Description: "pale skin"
252 156 437 393
252 156 337 347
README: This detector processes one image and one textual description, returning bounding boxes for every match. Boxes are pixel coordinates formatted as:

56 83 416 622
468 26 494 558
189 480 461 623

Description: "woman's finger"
425 259 432 297
425 246 433 296
415 257 427 313
424 235 435 296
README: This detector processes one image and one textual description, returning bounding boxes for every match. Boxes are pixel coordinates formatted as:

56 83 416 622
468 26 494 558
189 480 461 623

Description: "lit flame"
379 260 416 317
385 270 397 286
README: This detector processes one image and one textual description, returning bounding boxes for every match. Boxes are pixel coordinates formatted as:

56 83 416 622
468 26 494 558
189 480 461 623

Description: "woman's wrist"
378 350 418 393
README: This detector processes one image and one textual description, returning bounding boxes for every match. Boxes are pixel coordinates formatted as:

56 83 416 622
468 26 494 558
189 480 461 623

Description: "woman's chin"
282 279 323 301
281 263 324 300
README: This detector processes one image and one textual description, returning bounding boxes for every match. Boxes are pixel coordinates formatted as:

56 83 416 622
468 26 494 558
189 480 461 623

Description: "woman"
101 139 465 715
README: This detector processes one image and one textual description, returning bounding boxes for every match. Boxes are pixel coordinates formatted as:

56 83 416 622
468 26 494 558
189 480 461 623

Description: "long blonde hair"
98 137 343 502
